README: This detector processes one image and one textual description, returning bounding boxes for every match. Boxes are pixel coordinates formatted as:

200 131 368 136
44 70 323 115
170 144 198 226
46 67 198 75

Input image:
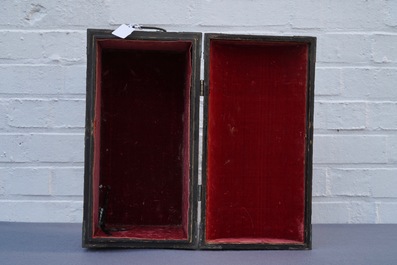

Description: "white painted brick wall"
0 65 86 94
315 102 366 130
8 99 85 128
314 135 388 164
0 0 396 224
342 68 397 99
318 34 372 64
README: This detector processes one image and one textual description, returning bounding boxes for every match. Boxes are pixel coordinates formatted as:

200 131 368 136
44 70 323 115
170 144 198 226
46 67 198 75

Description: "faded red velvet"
92 40 192 240
206 40 309 244
92 44 103 232
95 225 185 240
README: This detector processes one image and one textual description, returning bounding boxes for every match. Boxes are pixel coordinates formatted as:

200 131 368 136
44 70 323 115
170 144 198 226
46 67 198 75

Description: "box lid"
200 33 315 249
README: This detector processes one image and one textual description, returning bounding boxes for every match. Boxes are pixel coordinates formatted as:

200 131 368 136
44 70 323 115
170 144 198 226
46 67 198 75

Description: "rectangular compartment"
83 30 201 248
200 34 315 249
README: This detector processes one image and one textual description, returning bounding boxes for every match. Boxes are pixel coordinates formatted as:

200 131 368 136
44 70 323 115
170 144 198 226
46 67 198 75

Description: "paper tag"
112 24 135 39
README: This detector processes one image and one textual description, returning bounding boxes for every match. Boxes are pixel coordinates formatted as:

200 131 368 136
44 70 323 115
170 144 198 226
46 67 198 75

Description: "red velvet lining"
95 225 185 240
181 48 192 237
92 39 192 240
206 40 308 244
92 44 103 232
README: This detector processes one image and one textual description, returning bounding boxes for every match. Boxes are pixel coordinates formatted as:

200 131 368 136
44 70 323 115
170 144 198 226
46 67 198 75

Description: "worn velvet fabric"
205 40 309 244
92 40 192 240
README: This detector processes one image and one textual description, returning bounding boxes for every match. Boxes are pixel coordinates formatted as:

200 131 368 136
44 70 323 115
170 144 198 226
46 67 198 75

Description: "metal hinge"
198 185 202 201
200 80 204 97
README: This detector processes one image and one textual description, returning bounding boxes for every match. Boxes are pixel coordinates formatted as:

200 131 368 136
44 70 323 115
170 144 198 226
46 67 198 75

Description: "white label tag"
112 24 135 39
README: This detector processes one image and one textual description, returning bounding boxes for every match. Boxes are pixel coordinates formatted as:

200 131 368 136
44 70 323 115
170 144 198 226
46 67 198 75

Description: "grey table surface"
0 222 396 265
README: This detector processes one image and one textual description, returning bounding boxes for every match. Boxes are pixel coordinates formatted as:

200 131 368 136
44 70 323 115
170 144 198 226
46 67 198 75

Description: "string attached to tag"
112 24 166 39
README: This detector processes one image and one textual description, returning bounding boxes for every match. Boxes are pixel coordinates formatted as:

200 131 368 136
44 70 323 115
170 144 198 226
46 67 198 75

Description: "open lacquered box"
83 30 316 249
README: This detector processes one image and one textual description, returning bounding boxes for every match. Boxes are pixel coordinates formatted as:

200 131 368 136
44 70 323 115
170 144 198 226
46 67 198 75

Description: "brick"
372 34 397 63
291 0 385 30
315 102 366 130
327 168 397 199
0 1 108 28
109 0 198 25
385 0 397 27
387 136 397 163
313 103 327 130
51 100 85 128
0 31 85 62
68 201 83 222
314 135 387 164
0 134 84 162
317 34 371 63
0 102 7 129
0 134 28 162
342 68 397 100
51 167 83 196
0 170 4 195
64 66 86 94
369 169 397 198
0 65 85 94
7 99 85 128
328 168 371 196
377 203 397 223
291 1 327 29
312 202 350 223
0 200 82 222
8 100 51 128
0 2 38 27
198 0 290 26
26 134 84 162
348 202 376 223
315 68 342 96
1 167 50 195
367 103 397 130
313 167 327 196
